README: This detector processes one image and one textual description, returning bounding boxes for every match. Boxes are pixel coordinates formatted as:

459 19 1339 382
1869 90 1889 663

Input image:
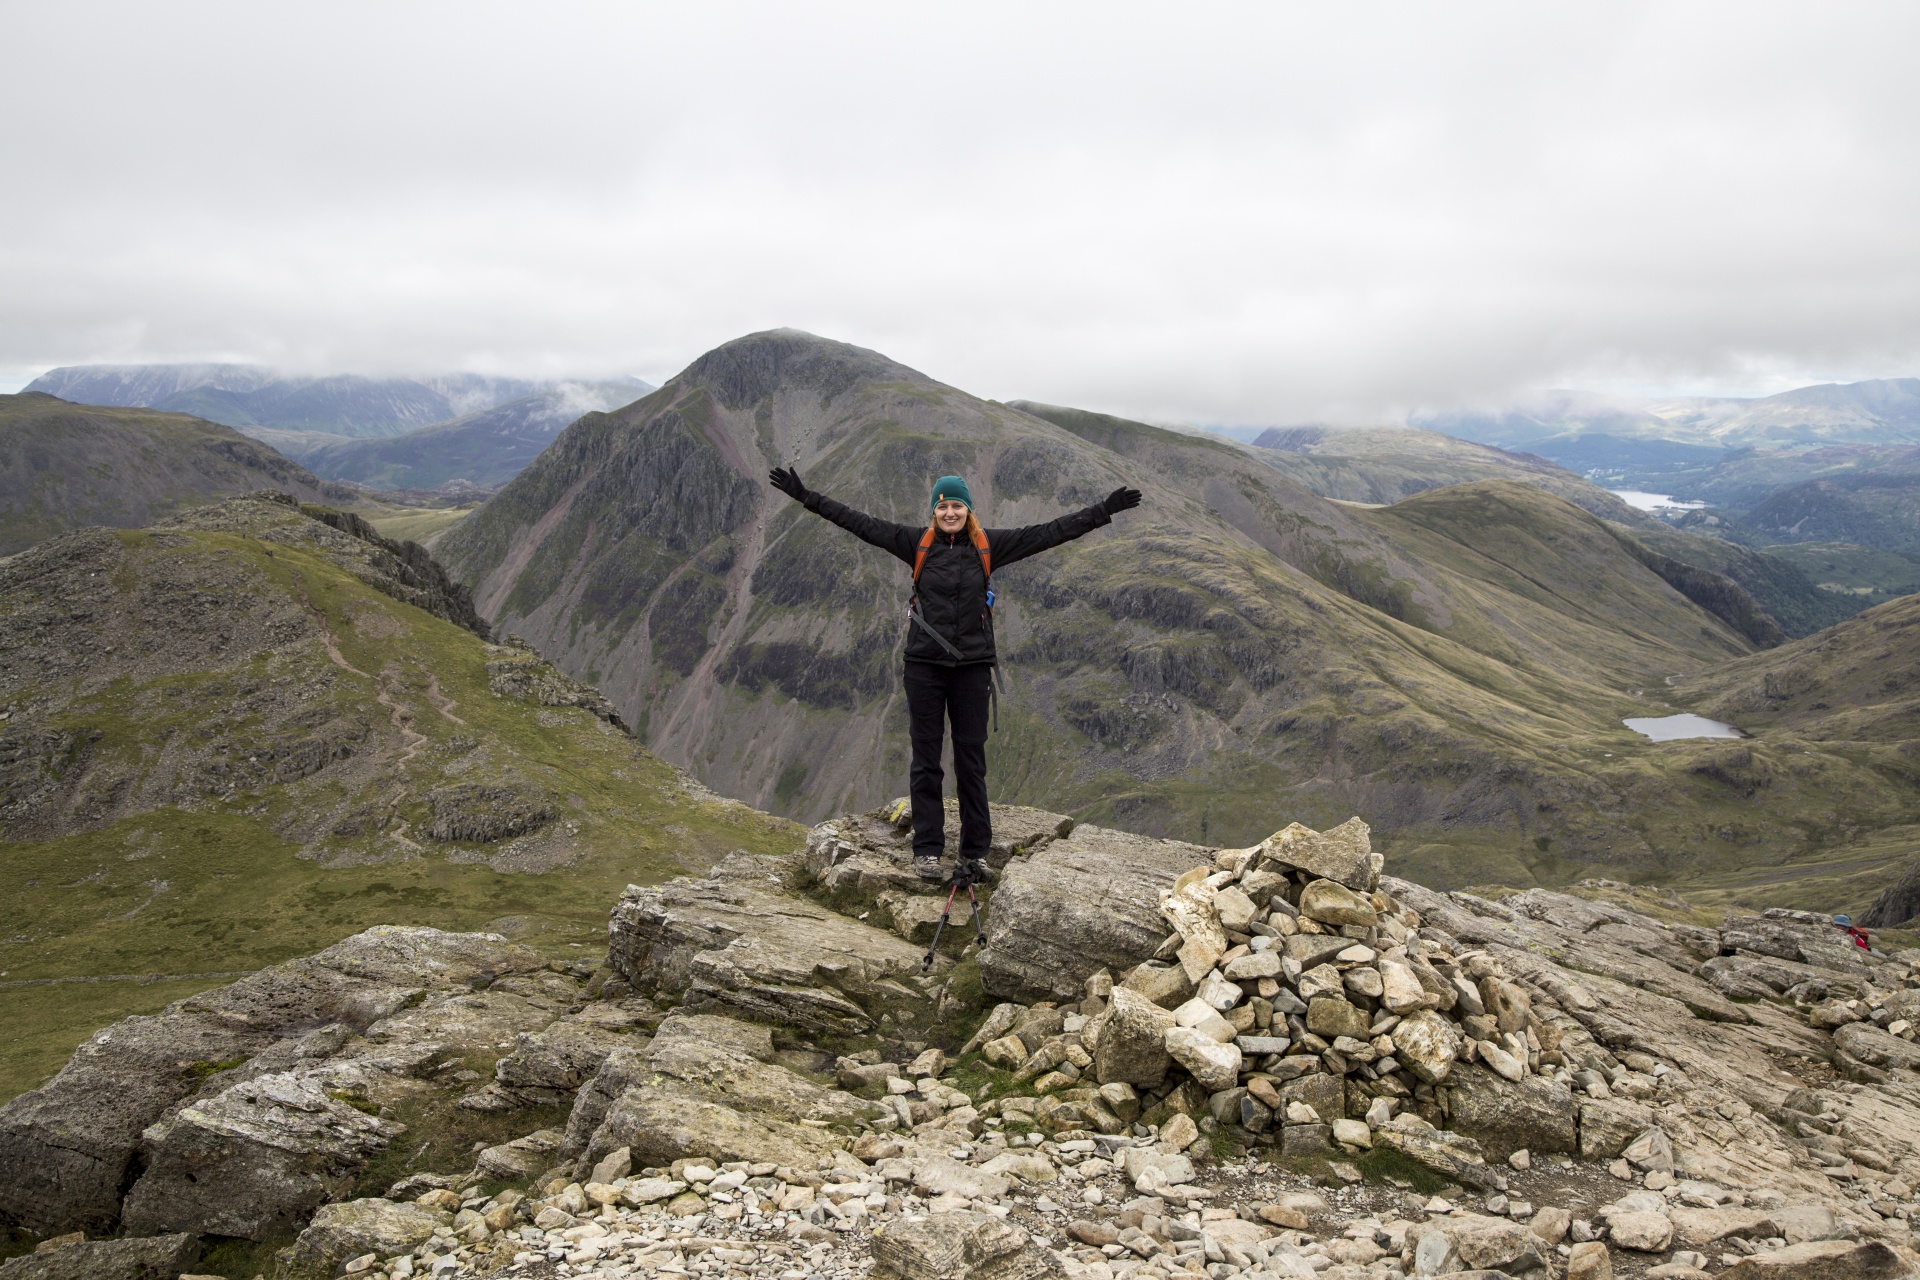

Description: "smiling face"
934 497 969 533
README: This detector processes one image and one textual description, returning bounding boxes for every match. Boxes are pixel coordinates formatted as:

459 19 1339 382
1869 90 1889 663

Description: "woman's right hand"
769 466 808 502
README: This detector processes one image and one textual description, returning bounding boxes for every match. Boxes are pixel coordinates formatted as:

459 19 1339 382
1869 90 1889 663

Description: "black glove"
769 466 808 503
1101 486 1143 516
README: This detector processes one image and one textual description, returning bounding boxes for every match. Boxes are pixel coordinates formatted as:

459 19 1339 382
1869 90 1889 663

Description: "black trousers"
904 660 993 860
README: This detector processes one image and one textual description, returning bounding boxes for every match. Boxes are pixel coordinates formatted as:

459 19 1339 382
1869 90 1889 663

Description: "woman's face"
934 498 969 533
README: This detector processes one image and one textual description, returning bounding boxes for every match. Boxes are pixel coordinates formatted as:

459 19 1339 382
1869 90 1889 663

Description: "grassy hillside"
0 496 798 1102
1684 592 1920 744
1652 594 1920 913
1624 527 1863 638
434 329 1920 900
365 504 474 547
1763 541 1920 601
0 394 365 554
1737 474 1920 554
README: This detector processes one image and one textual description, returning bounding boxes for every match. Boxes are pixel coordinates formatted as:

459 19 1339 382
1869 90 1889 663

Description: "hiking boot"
958 858 996 886
913 851 946 883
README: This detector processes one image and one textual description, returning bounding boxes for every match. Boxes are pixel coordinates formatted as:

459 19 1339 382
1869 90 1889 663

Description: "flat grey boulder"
609 853 928 1035
982 822 1214 1003
1834 1021 1920 1072
1440 1062 1576 1159
1714 1239 1907 1280
567 1012 874 1167
273 1197 449 1280
871 1210 1063 1280
460 1019 638 1111
0 1234 199 1280
475 1127 564 1181
121 1069 405 1240
1407 1213 1552 1280
1372 1118 1497 1190
1667 1207 1781 1248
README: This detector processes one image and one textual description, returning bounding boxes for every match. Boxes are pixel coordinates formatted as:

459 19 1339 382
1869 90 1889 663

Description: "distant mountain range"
1401 380 1920 595
1420 378 1920 451
21 364 554 439
1237 420 1652 525
297 382 652 489
20 362 655 492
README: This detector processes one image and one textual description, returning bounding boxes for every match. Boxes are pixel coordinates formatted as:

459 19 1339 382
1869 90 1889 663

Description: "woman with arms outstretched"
768 467 1142 883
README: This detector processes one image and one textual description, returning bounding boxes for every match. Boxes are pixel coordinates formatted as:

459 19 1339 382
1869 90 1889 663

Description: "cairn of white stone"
968 819 1553 1183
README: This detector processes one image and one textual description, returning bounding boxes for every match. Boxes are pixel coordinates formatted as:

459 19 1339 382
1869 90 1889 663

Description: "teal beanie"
930 475 973 511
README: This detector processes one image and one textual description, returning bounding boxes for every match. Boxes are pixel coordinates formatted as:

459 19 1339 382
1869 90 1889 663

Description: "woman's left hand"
1101 486 1143 515
769 467 809 502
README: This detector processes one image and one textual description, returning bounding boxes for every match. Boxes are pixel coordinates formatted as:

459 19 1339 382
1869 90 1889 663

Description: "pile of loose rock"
951 817 1565 1189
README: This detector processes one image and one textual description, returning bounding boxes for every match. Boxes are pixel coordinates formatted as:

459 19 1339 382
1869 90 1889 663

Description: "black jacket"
802 492 1111 665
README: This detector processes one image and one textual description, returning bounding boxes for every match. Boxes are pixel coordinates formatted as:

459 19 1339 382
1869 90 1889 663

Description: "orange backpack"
912 524 991 587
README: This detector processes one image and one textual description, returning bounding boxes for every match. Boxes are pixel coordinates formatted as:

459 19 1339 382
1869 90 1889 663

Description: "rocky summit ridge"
7 807 1920 1280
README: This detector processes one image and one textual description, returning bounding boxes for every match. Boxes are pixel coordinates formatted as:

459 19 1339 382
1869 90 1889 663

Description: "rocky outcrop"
1717 1240 1909 1280
120 1070 406 1239
1861 856 1920 928
292 500 490 638
981 821 1218 1004
564 1012 877 1169
807 803 1081 899
485 643 626 729
0 1007 271 1235
426 782 557 842
0 1233 199 1280
871 1212 1062 1280
607 851 928 1035
459 1017 642 1112
272 1197 449 1280
0 926 564 1237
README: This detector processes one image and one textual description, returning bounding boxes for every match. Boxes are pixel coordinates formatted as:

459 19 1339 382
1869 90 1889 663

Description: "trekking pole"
922 882 962 972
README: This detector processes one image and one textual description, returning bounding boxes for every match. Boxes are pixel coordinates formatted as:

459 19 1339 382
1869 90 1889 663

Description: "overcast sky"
3 2 1918 422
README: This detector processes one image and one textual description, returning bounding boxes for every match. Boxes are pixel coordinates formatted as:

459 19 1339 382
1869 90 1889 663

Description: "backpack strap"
912 525 937 585
911 525 993 587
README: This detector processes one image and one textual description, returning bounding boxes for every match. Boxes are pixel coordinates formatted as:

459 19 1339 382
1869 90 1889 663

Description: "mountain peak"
679 328 936 411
